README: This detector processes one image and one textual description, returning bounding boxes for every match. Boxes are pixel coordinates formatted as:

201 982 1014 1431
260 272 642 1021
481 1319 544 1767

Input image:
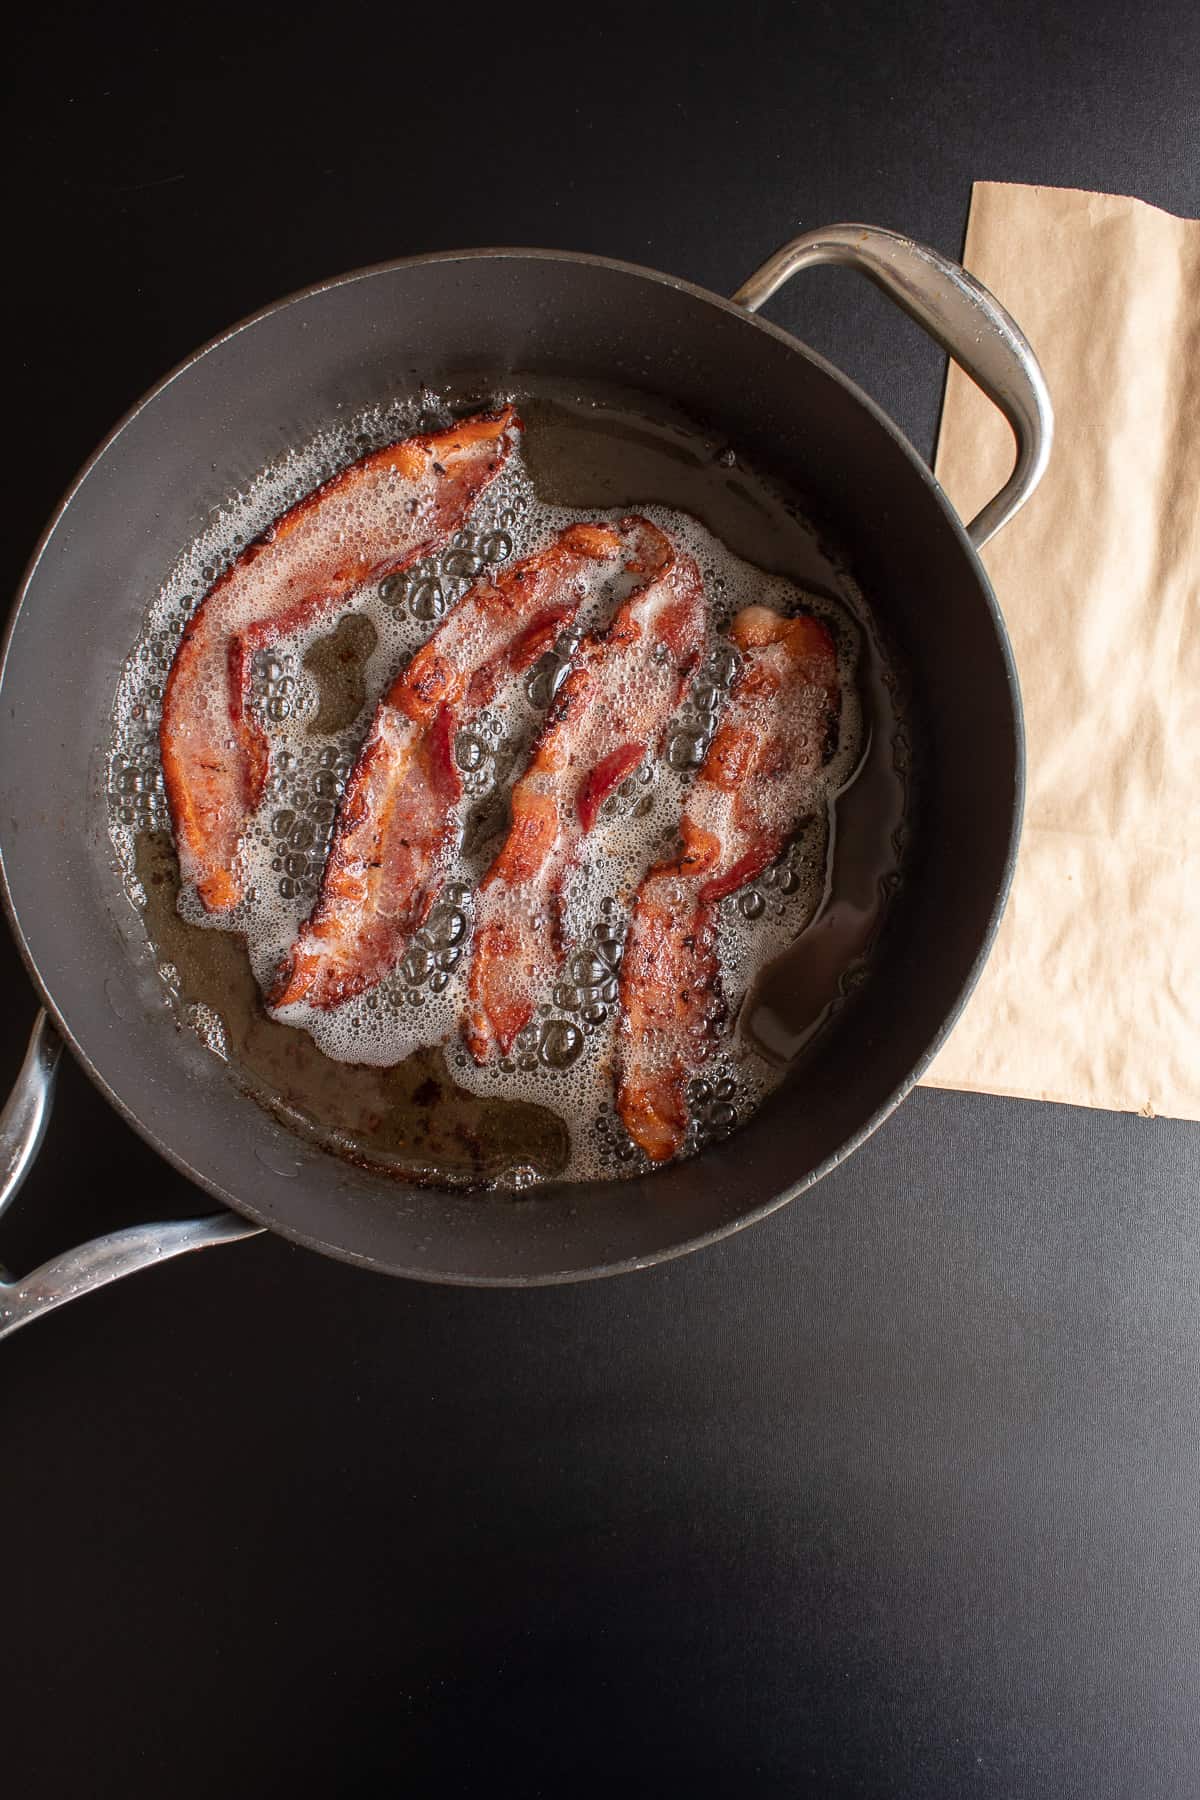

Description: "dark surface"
3 3 1198 1795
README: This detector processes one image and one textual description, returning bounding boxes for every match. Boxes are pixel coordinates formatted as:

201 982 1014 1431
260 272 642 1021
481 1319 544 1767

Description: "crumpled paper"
920 181 1200 1120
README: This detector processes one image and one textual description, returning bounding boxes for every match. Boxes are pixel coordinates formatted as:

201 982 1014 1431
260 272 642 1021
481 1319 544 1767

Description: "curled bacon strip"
615 604 840 1162
268 521 627 1011
465 518 705 1063
161 408 520 912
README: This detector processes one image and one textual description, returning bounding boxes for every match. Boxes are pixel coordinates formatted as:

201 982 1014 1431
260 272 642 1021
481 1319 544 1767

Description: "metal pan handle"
0 1010 261 1342
732 222 1053 550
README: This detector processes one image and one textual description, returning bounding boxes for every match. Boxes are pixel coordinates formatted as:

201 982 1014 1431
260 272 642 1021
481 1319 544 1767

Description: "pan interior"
106 375 911 1196
0 252 1019 1281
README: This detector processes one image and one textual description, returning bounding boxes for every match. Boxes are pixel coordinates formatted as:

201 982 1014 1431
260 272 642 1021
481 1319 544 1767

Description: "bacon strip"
268 521 627 1011
465 518 705 1063
615 605 840 1162
160 408 520 913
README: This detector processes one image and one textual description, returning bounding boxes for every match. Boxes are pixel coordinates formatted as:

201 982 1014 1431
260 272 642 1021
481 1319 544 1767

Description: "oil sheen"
107 380 911 1190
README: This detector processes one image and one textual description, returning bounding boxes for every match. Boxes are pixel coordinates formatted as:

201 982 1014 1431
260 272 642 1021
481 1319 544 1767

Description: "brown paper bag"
920 181 1200 1120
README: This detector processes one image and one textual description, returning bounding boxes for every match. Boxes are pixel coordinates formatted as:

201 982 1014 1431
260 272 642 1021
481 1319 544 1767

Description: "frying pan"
0 225 1051 1339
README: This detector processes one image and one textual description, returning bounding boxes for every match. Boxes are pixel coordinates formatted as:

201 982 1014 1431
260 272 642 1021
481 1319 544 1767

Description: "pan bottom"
107 375 912 1192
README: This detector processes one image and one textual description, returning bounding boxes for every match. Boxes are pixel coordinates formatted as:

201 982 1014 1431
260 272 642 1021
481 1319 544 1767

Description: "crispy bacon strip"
465 518 705 1063
160 408 520 913
616 605 840 1162
268 522 627 1011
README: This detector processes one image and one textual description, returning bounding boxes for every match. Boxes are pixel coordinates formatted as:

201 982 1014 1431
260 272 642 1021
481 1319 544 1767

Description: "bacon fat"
615 605 839 1162
160 408 520 912
268 522 627 1010
465 518 705 1063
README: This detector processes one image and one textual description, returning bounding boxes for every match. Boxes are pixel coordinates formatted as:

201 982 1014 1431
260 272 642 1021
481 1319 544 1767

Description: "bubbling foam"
108 398 890 1187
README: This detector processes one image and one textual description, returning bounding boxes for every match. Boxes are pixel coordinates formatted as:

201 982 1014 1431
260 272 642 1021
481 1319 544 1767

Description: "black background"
4 3 1199 1794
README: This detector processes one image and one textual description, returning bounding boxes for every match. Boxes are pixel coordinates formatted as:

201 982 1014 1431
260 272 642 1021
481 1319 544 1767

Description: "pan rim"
0 244 1024 1285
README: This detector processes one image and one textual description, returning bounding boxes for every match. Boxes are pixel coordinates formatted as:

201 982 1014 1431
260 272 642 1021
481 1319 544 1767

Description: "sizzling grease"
108 383 910 1189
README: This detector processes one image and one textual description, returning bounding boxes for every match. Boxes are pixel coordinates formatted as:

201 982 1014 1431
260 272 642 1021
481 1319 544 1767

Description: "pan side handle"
0 1010 262 1343
731 223 1053 551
